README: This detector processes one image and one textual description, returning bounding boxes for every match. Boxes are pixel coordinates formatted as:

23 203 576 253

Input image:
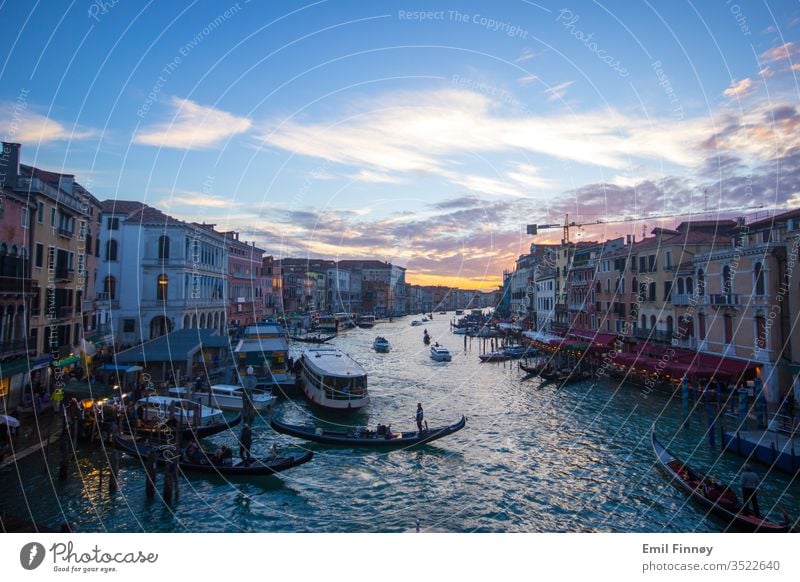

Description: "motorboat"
373 337 391 353
411 320 424 326
298 346 369 410
195 384 276 412
430 344 452 362
125 395 239 439
357 314 376 329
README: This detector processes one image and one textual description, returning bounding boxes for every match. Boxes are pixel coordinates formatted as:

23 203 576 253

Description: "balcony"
634 328 674 343
0 275 34 295
54 268 74 282
568 302 587 312
710 293 739 307
57 226 73 239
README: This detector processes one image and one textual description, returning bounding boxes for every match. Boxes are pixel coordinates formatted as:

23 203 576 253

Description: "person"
239 423 252 465
740 464 760 518
183 440 201 463
52 387 64 413
415 403 424 432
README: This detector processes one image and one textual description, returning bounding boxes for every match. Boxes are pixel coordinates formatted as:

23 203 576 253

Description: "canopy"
54 355 80 368
99 364 143 373
569 330 618 347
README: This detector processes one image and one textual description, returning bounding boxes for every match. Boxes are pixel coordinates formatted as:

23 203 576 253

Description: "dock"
722 429 800 475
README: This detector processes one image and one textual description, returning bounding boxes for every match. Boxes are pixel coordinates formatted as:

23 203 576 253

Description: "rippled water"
2 314 798 532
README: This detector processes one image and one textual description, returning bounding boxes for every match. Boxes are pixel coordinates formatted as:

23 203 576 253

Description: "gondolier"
239 423 252 465
741 464 760 518
415 403 424 432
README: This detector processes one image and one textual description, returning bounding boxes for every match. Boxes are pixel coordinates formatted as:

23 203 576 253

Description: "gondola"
270 415 466 448
423 332 431 345
122 412 241 440
290 334 336 344
519 362 541 375
651 432 791 533
114 434 313 476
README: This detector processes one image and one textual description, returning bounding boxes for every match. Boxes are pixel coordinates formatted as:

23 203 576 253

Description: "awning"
560 340 589 352
569 330 619 347
674 351 758 378
0 358 32 378
54 355 80 368
99 364 143 373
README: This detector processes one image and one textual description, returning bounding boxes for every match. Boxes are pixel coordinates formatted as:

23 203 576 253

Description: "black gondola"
270 415 466 448
518 362 541 376
651 432 791 533
122 413 241 441
114 434 313 476
290 334 336 344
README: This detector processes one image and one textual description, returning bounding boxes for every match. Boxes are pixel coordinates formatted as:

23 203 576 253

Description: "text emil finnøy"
643 544 713 557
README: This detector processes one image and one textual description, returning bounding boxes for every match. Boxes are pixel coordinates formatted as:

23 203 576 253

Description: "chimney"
626 234 632 246
0 142 21 189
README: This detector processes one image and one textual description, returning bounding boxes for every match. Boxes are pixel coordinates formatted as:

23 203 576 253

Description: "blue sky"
2 1 799 288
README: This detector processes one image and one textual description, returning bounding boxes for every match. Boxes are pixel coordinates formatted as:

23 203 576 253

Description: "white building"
97 201 227 344
535 267 557 332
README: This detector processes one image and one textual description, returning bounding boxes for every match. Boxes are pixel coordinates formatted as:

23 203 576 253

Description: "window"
21 207 29 227
648 282 656 302
35 243 43 268
648 255 656 272
754 262 764 295
37 202 44 223
106 239 118 261
104 276 116 300
664 281 672 302
666 315 674 335
650 315 657 330
157 274 168 301
722 265 732 295
158 235 170 259
697 269 705 296
724 315 733 344
123 319 135 333
677 278 684 295
639 256 646 273
665 251 672 270
755 316 766 350
50 207 56 226
698 314 706 340
686 277 694 296
641 314 647 330
108 217 119 230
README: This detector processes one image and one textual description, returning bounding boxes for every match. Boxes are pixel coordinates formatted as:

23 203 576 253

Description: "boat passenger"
385 425 394 439
183 441 201 463
416 403 424 432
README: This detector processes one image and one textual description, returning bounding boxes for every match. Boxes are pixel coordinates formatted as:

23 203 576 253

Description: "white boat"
502 345 532 358
451 327 468 335
411 320 424 326
430 344 452 362
134 395 226 429
373 336 391 353
299 346 369 410
357 315 376 329
197 384 276 412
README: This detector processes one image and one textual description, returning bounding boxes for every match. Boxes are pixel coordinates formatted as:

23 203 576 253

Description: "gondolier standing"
239 423 252 465
741 464 760 518
416 403 424 432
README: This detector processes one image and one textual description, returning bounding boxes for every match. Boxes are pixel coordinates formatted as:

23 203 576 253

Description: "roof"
234 337 289 353
747 208 800 230
19 164 73 186
302 346 366 378
101 199 145 214
114 329 230 363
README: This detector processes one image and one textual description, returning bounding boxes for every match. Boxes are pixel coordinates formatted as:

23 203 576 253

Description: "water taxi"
198 384 276 412
299 346 369 410
234 321 293 390
430 344 452 362
127 395 238 439
373 337 391 353
357 314 376 328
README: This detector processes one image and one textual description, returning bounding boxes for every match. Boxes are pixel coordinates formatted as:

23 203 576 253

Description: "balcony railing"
54 269 74 282
0 275 34 294
710 293 739 306
634 328 674 342
57 226 73 239
567 302 587 311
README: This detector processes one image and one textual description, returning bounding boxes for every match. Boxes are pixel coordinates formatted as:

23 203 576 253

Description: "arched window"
686 277 694 296
606 278 610 293
641 314 647 330
596 281 601 294
755 315 766 350
157 274 168 301
722 265 732 295
754 262 764 295
698 313 706 340
106 239 118 261
677 278 685 295
724 314 733 344
648 282 656 302
158 235 170 260
620 278 626 294
666 315 674 335
697 269 705 296
650 315 657 329
104 276 116 300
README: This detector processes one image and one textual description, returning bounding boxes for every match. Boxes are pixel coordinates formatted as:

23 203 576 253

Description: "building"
262 255 281 317
217 230 266 329
535 267 557 333
326 265 351 313
337 260 406 316
98 201 227 345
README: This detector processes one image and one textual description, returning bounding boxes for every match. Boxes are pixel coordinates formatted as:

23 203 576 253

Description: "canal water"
2 314 798 532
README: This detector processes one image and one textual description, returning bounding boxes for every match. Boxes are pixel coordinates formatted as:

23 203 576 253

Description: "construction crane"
526 203 769 244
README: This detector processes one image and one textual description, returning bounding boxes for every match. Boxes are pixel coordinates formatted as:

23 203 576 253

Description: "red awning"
673 351 758 378
569 330 618 346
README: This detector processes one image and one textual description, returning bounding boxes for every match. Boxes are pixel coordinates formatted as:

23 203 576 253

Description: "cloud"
349 169 404 184
544 80 575 102
516 75 538 86
0 103 96 143
723 78 754 98
158 191 241 208
135 97 251 149
760 42 799 63
515 48 538 63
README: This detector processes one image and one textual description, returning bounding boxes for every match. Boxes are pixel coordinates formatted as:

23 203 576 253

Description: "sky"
1 0 800 290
